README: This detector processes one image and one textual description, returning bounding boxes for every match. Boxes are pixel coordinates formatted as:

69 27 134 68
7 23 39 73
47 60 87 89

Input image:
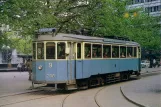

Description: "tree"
0 0 160 53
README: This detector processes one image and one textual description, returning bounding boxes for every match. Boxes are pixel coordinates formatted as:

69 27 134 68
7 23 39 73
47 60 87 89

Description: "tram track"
0 71 160 107
0 90 65 107
59 71 161 107
61 94 71 107
0 89 43 98
94 86 106 107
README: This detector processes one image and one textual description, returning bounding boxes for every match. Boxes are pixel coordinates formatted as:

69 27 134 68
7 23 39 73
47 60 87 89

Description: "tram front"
32 41 69 88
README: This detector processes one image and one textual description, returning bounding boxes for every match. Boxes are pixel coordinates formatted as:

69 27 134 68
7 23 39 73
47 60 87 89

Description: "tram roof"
34 33 140 46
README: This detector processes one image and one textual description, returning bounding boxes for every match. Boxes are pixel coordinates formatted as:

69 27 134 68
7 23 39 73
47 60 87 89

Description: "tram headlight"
38 65 43 70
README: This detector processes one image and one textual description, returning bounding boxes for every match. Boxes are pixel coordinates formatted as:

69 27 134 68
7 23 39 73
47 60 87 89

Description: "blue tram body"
32 32 141 90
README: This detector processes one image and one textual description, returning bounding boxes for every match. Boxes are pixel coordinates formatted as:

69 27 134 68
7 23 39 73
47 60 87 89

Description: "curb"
141 70 161 74
120 86 146 107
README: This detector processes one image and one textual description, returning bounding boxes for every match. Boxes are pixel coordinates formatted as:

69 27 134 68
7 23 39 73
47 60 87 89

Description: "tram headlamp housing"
38 65 43 70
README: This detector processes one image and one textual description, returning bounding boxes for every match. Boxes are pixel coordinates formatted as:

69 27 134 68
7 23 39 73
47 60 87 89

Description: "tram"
32 28 141 90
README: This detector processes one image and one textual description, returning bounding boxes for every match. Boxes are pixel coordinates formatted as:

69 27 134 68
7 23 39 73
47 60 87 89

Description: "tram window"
133 47 137 57
127 47 132 57
120 46 126 58
77 43 81 59
32 43 36 59
46 42 55 59
112 46 119 58
92 44 102 58
85 43 91 58
37 43 44 59
57 42 65 59
103 45 111 58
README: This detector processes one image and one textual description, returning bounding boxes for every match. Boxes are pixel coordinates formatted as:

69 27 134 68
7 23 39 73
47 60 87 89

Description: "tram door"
76 43 83 79
67 42 76 85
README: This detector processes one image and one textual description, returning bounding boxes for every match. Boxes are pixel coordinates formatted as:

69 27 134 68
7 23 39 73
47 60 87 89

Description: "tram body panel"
67 60 76 81
76 60 83 79
34 61 46 82
33 60 68 83
44 61 57 82
119 59 139 71
55 61 68 82
81 58 139 79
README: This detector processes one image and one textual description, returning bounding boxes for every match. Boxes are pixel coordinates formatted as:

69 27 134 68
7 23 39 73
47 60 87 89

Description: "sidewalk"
0 72 43 97
121 67 161 107
141 67 161 74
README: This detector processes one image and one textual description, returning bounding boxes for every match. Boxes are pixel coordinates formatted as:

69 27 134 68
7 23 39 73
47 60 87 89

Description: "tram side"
76 42 141 87
32 37 141 90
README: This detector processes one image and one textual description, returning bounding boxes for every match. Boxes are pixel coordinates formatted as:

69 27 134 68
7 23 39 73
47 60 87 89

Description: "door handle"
115 64 116 67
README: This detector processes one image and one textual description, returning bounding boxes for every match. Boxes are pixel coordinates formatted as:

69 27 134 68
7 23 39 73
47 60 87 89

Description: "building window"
145 0 158 2
145 6 160 13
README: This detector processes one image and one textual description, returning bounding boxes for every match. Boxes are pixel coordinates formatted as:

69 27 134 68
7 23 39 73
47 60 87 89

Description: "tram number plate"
47 74 55 78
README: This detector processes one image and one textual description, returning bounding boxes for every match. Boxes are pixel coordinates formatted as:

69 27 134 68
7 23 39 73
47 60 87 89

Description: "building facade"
128 0 161 16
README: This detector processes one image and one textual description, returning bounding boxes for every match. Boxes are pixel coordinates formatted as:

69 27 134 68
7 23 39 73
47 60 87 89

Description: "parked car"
141 60 150 68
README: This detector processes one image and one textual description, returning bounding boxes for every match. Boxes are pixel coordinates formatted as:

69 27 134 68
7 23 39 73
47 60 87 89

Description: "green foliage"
0 0 160 53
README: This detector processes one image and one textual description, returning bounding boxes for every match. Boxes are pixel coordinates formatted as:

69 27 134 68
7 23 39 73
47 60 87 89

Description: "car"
141 60 150 68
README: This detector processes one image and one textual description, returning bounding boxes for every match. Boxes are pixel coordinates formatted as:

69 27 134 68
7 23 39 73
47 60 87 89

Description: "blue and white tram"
32 29 141 90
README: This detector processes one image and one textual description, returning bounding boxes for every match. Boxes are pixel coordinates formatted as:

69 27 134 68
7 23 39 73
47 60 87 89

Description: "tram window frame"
92 44 102 58
77 43 81 59
103 45 111 58
120 46 126 58
46 42 55 59
112 46 119 58
57 42 66 59
84 43 91 59
32 43 36 59
37 42 44 59
133 47 137 57
127 47 133 57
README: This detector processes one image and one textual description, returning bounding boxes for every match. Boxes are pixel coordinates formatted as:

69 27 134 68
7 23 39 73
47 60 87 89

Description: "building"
127 0 161 17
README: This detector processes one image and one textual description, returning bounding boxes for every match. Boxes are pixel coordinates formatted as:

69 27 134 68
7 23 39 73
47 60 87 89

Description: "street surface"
0 67 160 107
122 74 161 107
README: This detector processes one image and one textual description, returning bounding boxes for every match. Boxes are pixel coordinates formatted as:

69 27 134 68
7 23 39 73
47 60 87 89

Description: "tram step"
66 84 77 90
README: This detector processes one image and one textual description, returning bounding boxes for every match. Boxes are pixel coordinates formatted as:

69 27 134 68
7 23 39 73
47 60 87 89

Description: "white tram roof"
34 33 140 46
